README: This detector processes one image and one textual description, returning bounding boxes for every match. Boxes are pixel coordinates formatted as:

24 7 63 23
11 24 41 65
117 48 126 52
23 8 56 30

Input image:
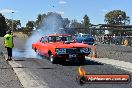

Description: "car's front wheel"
35 49 40 55
49 54 56 64
78 57 85 64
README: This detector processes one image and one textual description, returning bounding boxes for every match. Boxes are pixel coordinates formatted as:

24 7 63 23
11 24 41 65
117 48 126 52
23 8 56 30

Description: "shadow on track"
60 59 104 66
14 67 55 69
12 49 104 67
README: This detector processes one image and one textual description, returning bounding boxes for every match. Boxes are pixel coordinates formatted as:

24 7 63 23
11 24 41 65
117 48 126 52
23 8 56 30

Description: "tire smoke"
13 12 64 59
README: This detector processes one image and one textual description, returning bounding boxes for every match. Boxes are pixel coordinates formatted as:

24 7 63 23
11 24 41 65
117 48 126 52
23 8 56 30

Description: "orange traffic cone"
92 45 97 59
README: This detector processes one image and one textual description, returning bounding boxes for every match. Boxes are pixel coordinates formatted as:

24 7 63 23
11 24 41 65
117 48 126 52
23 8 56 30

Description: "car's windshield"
60 36 73 42
48 36 61 42
48 36 73 42
82 34 90 38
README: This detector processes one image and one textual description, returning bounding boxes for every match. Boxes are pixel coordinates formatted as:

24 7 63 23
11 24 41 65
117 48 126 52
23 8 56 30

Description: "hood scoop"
64 41 75 44
64 41 71 44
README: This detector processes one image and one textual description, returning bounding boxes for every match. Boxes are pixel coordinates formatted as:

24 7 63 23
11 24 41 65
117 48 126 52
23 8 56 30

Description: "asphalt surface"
0 53 23 88
10 57 132 88
96 44 132 63
0 37 132 88
0 37 23 88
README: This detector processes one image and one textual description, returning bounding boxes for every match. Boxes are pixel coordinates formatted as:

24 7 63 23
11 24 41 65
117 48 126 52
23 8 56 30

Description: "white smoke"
13 12 64 59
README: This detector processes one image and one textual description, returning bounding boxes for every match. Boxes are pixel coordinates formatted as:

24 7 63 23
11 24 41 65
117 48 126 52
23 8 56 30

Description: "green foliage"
82 14 90 27
63 18 70 28
104 10 131 35
26 21 35 32
105 10 130 25
70 20 83 28
69 20 84 34
82 14 91 33
0 13 7 37
21 27 31 36
6 19 21 31
35 14 46 28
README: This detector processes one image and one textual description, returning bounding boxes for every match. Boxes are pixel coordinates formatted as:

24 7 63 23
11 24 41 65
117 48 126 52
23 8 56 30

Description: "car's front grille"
66 48 80 54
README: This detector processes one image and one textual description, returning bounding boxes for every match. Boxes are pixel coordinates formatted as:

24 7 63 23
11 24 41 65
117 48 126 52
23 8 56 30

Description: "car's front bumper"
55 53 90 60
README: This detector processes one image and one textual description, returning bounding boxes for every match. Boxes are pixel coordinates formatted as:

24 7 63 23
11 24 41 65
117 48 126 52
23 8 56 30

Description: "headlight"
56 48 66 54
80 48 90 53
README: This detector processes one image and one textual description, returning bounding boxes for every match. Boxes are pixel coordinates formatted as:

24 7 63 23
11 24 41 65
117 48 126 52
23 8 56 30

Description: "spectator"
4 30 14 61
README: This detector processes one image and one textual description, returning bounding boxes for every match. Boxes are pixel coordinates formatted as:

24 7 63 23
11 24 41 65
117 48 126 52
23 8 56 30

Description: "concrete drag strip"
86 57 132 72
4 54 49 88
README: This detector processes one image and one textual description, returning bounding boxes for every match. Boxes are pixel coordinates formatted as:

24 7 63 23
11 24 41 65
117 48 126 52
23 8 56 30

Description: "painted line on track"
86 57 132 72
4 54 49 88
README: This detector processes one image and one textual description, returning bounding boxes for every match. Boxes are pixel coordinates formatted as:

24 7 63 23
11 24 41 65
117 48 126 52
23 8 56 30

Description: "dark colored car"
74 33 95 45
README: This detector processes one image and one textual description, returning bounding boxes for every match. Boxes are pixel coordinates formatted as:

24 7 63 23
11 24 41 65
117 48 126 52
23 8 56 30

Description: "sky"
0 0 132 27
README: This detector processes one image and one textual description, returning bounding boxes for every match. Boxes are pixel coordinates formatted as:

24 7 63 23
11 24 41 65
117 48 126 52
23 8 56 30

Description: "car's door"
35 38 43 54
39 37 48 56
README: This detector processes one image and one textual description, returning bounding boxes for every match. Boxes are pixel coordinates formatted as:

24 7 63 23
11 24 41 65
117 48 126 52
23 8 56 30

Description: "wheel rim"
50 55 54 63
36 50 39 55
35 50 39 55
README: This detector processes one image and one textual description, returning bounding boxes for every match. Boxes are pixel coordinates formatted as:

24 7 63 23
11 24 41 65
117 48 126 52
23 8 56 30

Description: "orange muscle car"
32 34 91 64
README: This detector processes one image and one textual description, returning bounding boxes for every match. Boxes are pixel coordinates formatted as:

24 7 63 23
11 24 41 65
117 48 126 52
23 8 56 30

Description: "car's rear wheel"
49 54 56 64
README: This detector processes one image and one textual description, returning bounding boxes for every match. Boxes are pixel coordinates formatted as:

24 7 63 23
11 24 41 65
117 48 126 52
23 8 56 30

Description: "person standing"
4 30 14 61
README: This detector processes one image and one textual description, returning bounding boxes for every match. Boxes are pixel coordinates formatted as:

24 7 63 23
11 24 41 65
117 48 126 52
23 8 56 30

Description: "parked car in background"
32 33 91 64
74 33 95 45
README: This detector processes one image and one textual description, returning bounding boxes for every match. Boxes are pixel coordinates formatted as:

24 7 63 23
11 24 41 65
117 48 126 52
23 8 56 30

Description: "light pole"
11 11 14 33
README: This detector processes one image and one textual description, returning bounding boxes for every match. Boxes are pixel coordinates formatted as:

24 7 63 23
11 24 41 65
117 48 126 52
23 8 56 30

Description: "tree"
70 20 83 28
82 14 90 27
26 21 34 32
63 18 70 28
69 19 84 34
14 20 21 30
104 10 130 25
104 10 130 35
21 21 35 36
0 13 7 37
82 14 90 33
6 19 21 31
6 19 12 30
35 14 46 28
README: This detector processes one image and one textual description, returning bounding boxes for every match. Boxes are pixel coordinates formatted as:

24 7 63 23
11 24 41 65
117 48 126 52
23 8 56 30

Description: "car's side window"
40 37 47 43
48 37 55 42
61 37 67 41
48 36 61 42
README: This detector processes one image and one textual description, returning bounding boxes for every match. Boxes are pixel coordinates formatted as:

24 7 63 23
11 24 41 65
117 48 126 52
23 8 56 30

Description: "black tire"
35 49 40 55
59 59 66 64
79 57 85 64
49 54 56 64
